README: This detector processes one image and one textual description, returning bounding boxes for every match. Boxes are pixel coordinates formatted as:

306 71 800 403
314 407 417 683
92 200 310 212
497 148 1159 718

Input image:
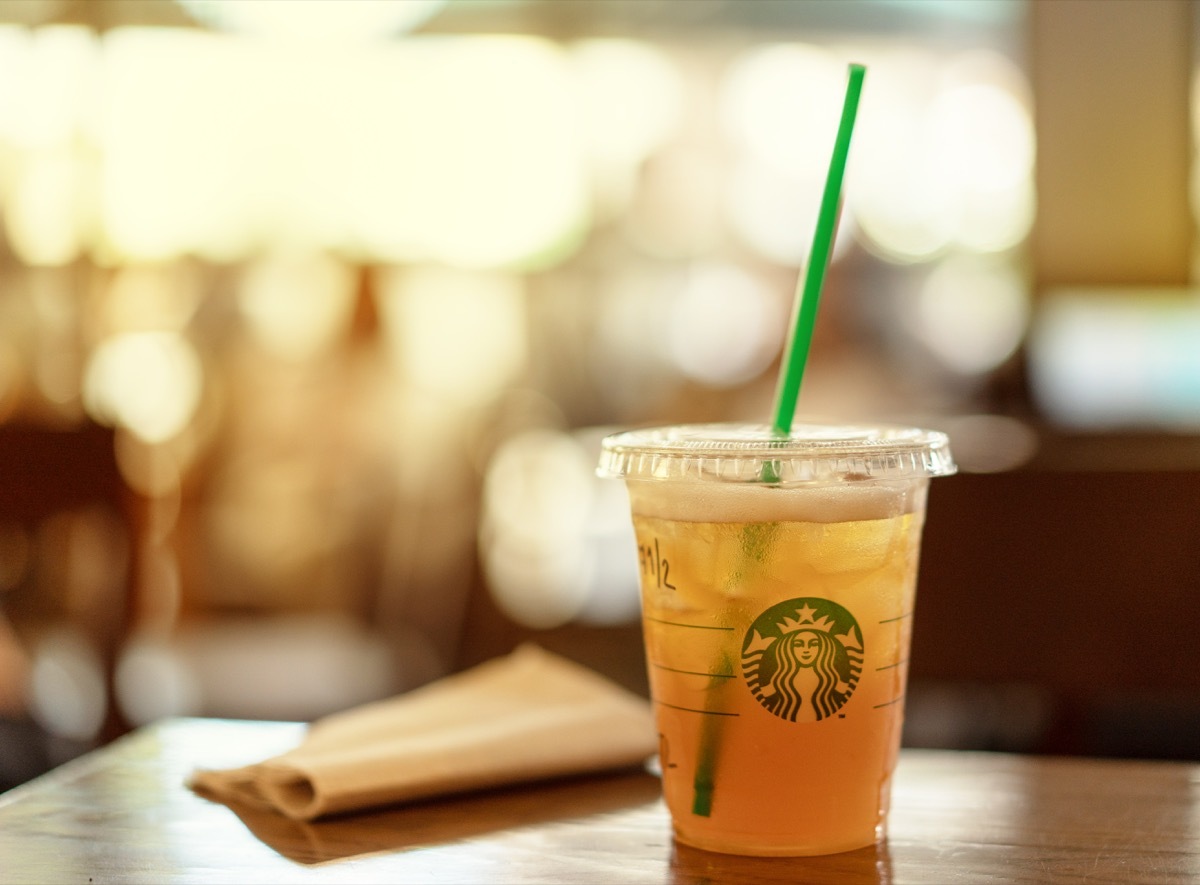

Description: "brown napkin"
188 644 657 821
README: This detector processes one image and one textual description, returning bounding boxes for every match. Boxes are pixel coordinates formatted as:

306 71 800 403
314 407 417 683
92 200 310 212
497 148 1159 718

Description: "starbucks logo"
742 597 863 722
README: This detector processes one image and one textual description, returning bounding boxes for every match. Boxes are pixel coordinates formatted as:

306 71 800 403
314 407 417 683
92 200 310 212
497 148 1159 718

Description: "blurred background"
1 0 1198 790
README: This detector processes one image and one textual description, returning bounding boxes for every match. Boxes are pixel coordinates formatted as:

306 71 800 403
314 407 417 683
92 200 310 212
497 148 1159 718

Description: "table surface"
1 718 1198 884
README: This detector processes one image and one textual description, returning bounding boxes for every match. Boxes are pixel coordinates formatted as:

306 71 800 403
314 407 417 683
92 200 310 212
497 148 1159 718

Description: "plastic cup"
598 422 956 857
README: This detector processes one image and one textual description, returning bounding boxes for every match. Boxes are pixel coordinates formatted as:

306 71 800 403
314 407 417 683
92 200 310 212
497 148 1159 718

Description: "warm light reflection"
851 48 954 263
718 44 864 265
570 39 684 219
238 252 357 361
0 28 1032 274
928 79 1035 254
344 36 588 269
480 429 639 629
95 29 588 268
83 331 204 443
482 430 591 629
0 25 96 149
911 256 1029 375
7 151 87 266
376 266 527 406
98 29 256 262
955 179 1035 255
719 43 844 179
851 47 1033 262
667 263 785 387
930 83 1033 191
725 159 857 266
0 26 96 266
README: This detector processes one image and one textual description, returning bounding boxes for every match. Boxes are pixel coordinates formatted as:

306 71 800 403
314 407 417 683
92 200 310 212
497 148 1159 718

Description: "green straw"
771 63 866 435
689 63 867 820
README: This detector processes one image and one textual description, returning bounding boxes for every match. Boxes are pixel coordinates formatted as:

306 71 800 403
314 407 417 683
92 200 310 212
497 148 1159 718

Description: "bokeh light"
666 262 785 388
939 413 1038 474
82 331 204 443
570 39 684 220
851 47 1034 262
719 43 845 179
117 615 395 724
114 633 200 726
725 158 858 267
96 30 589 268
29 626 106 741
0 25 97 266
7 151 89 266
97 28 257 262
480 428 639 629
376 266 527 407
927 75 1035 253
481 430 593 629
910 255 1029 375
238 251 357 361
1029 291 1200 430
344 36 590 269
0 7 1041 770
0 25 96 149
718 43 859 266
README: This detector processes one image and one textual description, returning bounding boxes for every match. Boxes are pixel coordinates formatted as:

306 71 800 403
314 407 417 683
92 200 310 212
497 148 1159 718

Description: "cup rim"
597 422 956 485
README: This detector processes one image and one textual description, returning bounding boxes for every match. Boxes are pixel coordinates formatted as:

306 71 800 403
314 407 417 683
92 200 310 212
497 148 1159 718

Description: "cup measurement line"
652 662 736 679
873 694 905 709
875 658 909 672
878 611 913 624
644 616 736 632
655 700 740 717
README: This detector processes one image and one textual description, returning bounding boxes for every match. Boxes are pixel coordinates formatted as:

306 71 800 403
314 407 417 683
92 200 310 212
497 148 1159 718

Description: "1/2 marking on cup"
638 537 676 590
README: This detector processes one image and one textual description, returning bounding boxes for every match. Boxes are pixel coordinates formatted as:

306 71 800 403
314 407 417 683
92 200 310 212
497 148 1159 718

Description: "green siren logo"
742 597 863 722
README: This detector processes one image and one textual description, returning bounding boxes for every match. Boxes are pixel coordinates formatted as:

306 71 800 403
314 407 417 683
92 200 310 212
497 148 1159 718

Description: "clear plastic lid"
598 423 956 485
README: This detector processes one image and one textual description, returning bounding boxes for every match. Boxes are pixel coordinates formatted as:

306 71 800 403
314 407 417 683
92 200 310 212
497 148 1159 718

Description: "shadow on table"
209 768 664 865
670 841 893 885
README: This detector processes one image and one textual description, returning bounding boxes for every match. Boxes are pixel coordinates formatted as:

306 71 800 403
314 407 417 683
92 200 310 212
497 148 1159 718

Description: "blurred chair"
911 444 1200 760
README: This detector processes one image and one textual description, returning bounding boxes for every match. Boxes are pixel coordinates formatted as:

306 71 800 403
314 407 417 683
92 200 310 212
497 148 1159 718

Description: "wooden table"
1 718 1198 884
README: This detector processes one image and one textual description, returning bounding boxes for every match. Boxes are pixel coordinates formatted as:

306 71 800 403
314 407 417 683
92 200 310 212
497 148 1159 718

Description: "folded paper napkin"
188 644 657 821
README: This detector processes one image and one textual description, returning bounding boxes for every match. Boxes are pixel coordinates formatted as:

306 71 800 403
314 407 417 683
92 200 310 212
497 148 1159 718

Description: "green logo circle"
742 597 863 722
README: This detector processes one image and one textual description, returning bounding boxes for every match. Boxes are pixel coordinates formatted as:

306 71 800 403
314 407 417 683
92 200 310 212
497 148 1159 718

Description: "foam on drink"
626 477 925 524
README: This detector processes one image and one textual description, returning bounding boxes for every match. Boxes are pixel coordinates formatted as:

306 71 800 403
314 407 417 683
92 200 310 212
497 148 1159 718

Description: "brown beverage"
599 423 955 856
